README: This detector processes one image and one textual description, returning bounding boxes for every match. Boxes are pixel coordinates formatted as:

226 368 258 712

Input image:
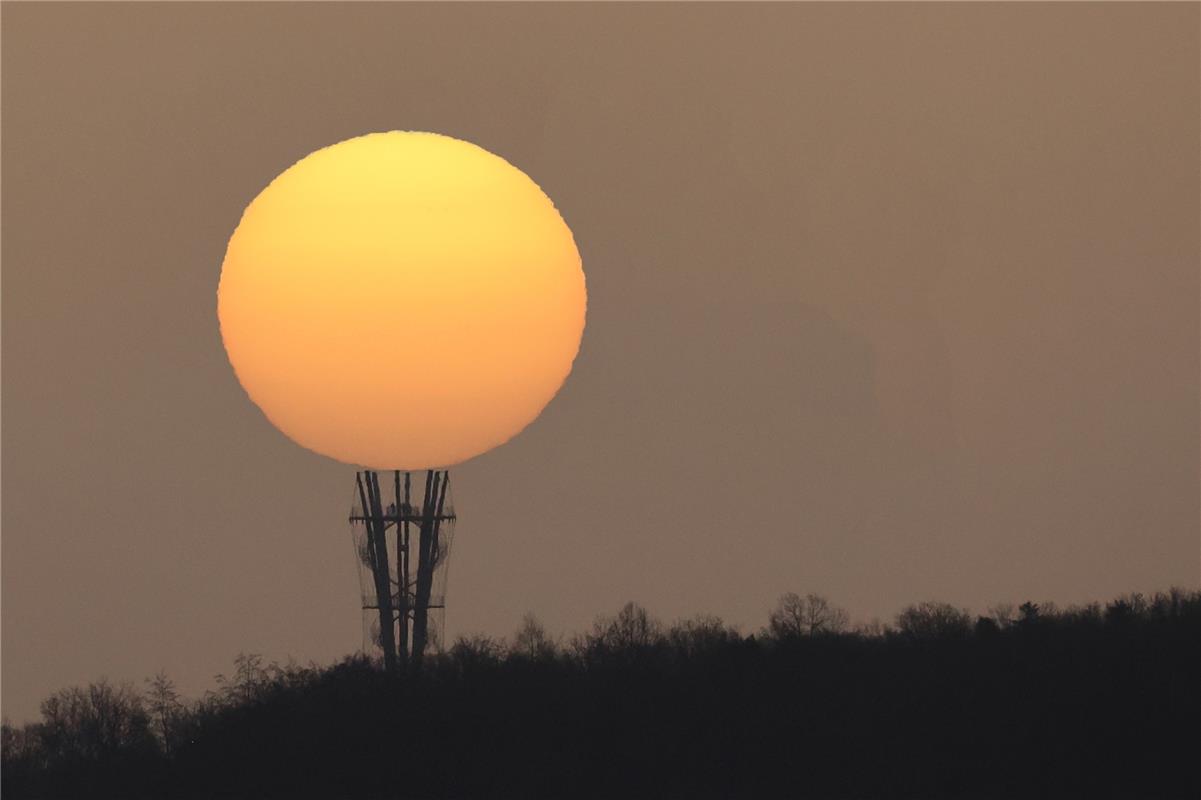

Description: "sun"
217 131 586 469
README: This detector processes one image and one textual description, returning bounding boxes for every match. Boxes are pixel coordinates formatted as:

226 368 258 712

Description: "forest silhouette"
3 588 1198 799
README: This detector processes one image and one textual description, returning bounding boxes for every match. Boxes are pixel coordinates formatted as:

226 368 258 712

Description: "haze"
2 2 1197 723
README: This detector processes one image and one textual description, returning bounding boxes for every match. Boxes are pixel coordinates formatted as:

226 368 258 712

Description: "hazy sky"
3 2 1198 723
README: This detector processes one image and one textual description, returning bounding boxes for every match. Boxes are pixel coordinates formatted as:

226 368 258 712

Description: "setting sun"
217 131 586 468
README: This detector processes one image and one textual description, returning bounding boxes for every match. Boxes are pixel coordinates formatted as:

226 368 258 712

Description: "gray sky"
3 2 1198 723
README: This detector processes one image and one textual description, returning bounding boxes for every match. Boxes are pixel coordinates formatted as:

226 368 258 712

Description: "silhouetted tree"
1017 600 1041 627
988 601 1017 629
446 633 505 675
667 614 740 656
37 680 155 764
511 613 558 661
1105 592 1148 623
1 718 41 792
895 600 972 639
4 588 1199 800
214 652 266 705
143 671 182 756
767 592 849 638
973 615 1000 637
1148 587 1200 621
576 601 662 662
854 618 889 636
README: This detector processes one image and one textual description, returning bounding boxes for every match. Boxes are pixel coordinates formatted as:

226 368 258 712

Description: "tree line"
3 588 1198 798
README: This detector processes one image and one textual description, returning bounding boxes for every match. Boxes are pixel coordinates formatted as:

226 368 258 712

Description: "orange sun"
217 131 586 469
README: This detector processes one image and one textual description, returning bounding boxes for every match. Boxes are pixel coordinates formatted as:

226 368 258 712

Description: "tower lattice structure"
348 470 456 669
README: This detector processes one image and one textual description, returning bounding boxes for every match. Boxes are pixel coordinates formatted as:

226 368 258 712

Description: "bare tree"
768 593 850 638
38 680 154 762
600 602 661 649
512 613 558 660
144 671 182 756
215 652 267 705
1149 587 1196 620
895 601 972 639
988 602 1017 629
1105 593 1148 623
576 602 663 661
1 718 39 766
667 614 739 656
447 634 505 673
855 618 889 637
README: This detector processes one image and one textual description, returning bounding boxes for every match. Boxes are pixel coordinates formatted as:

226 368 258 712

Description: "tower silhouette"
348 470 456 669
